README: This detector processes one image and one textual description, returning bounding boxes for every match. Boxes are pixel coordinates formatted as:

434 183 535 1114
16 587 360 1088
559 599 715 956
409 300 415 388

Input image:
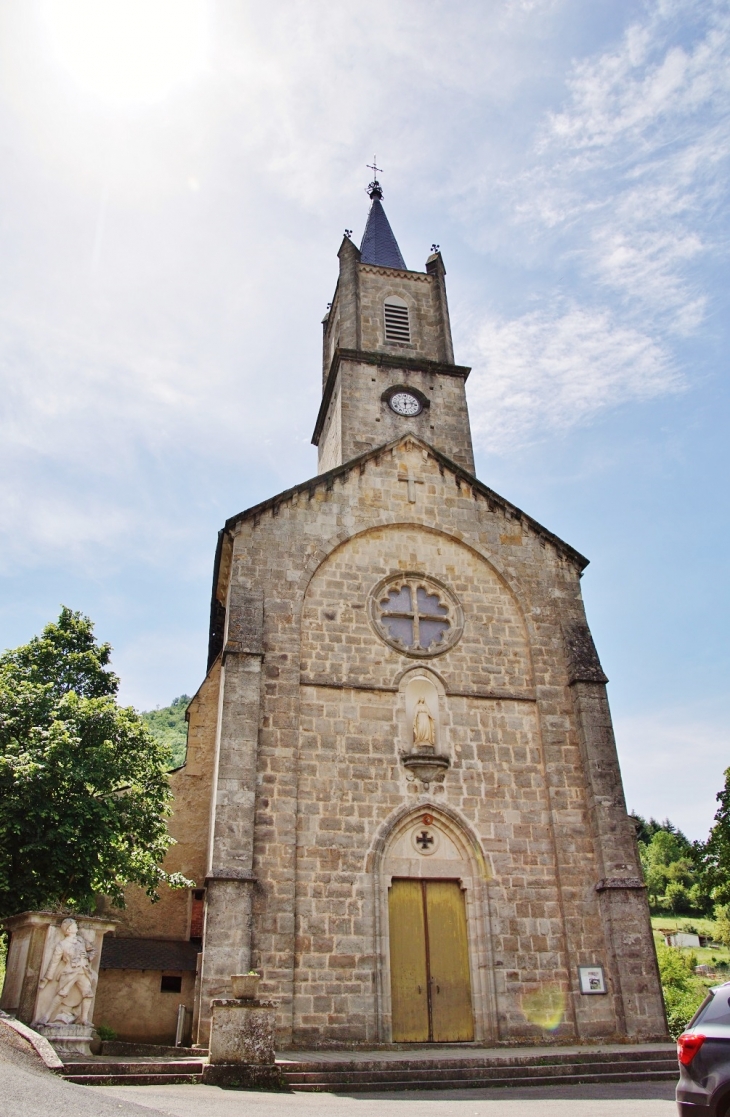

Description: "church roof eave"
221 434 589 571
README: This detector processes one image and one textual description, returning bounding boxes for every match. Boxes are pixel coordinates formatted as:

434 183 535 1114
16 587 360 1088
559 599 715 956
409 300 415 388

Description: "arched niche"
368 802 497 1044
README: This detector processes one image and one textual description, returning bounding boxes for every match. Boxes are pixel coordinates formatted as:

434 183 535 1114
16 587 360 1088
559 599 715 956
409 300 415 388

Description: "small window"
161 974 183 993
384 297 410 343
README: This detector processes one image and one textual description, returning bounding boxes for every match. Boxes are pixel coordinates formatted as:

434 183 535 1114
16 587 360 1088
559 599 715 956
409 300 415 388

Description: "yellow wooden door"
425 880 474 1042
389 878 474 1042
389 879 429 1041
388 875 428 1041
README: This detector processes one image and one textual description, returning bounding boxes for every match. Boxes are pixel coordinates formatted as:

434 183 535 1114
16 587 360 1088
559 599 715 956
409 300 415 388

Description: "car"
677 981 730 1115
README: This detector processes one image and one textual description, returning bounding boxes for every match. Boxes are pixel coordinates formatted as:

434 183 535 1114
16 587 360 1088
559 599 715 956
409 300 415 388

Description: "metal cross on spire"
367 156 384 200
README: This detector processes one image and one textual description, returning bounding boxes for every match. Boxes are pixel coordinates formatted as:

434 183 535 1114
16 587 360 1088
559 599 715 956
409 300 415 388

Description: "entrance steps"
60 1041 678 1092
62 1056 205 1087
276 1043 679 1093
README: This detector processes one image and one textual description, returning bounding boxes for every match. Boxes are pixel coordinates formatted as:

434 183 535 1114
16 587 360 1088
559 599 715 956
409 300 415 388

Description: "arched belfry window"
384 297 411 344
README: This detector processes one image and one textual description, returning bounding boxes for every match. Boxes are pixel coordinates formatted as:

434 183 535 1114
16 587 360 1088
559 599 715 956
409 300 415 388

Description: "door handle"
417 985 422 994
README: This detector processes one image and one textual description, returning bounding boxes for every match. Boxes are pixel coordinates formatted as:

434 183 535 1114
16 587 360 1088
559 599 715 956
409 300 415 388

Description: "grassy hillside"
141 695 190 769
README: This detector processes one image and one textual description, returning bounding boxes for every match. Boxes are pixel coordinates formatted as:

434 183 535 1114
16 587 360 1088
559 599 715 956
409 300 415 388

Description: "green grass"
141 695 190 770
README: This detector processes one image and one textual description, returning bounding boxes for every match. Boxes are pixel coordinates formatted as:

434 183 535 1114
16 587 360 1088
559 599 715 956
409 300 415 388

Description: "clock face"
389 391 422 417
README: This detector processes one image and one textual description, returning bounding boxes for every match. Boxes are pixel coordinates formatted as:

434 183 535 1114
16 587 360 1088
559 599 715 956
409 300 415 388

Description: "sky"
0 0 728 841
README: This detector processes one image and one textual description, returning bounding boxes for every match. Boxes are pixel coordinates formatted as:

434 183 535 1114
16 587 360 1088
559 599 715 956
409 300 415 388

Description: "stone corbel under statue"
0 911 116 1058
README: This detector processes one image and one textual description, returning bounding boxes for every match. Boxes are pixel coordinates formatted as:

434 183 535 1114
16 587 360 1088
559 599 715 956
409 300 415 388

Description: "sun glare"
42 0 209 105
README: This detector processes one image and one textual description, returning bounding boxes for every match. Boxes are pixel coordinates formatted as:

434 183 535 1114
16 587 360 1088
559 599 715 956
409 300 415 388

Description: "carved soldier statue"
37 917 97 1026
412 697 436 749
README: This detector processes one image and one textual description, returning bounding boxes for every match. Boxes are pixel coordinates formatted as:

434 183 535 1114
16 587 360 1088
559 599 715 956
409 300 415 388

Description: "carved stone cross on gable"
398 466 424 503
416 830 434 850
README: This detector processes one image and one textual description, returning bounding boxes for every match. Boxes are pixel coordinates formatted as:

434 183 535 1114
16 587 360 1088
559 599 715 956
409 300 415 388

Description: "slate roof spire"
360 177 407 270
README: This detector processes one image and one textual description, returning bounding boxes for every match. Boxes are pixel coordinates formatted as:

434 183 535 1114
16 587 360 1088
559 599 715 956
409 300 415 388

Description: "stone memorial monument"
0 911 115 1057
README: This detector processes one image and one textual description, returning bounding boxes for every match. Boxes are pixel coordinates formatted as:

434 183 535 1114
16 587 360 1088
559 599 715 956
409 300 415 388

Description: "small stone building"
94 180 667 1049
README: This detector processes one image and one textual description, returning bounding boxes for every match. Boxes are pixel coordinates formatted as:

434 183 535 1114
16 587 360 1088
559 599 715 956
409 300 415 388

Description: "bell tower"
312 177 475 474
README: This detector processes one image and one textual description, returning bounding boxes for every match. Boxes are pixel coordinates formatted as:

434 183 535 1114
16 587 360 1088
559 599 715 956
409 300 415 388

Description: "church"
94 178 667 1050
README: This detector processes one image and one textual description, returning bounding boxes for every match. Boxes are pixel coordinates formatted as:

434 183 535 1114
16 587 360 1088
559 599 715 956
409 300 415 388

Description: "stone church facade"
94 181 667 1049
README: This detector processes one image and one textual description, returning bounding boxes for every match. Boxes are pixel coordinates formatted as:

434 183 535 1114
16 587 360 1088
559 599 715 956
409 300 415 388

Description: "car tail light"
677 1033 706 1066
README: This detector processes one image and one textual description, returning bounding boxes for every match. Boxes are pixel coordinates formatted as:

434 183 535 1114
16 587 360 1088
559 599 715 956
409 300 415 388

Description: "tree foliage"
0 608 190 918
141 695 191 770
695 767 730 907
655 944 708 1038
632 814 712 916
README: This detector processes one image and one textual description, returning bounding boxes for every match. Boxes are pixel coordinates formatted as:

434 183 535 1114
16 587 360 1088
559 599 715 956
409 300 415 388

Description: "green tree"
0 608 190 917
656 944 708 1038
713 904 730 948
141 695 191 769
696 767 730 906
634 818 712 915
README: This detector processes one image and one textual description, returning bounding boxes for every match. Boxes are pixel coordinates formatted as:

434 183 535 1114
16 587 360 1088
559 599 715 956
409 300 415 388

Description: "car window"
693 989 730 1026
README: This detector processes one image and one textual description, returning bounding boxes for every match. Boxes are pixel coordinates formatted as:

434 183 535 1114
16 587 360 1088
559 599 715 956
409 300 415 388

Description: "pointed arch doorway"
371 804 496 1044
389 877 473 1042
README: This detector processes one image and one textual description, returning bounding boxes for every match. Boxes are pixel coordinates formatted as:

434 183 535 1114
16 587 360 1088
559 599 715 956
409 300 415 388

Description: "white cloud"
464 305 681 450
521 0 730 326
458 0 729 450
615 701 730 842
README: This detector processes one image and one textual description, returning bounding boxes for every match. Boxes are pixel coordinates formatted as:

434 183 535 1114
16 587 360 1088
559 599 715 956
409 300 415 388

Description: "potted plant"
231 971 261 999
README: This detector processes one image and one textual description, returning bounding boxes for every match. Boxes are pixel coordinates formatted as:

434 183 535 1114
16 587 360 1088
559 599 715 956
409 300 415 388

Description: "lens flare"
521 984 566 1032
42 0 209 105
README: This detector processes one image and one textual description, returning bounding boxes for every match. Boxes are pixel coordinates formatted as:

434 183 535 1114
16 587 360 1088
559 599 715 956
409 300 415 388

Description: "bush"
656 944 709 1038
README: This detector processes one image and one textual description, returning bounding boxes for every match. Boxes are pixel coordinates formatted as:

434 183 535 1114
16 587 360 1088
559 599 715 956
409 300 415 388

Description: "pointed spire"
360 177 406 270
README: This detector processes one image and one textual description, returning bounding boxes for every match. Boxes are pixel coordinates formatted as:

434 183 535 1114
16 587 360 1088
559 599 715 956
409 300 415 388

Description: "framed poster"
578 965 606 994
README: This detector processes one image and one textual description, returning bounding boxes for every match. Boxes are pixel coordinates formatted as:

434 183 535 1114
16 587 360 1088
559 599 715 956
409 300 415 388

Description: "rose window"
369 574 463 657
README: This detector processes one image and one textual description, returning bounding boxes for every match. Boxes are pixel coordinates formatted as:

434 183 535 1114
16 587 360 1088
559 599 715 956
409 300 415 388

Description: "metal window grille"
384 300 411 343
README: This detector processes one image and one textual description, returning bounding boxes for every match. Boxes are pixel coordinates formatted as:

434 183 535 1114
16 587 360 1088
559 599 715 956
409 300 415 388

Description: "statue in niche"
37 918 97 1026
412 697 436 749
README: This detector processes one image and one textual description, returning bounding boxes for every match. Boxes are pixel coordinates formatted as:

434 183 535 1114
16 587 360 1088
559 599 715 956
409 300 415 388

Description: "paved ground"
100 1081 682 1117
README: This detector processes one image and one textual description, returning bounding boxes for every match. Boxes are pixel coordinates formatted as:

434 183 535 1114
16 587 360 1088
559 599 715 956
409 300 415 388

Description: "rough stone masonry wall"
335 358 474 474
102 662 220 941
292 525 615 1043
358 265 443 360
207 439 663 1045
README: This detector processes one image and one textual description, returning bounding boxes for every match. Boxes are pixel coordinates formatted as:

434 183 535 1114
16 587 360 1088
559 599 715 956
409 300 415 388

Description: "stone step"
102 1041 202 1059
285 1069 679 1094
63 1072 203 1087
283 1058 676 1085
63 1059 205 1076
280 1051 678 1074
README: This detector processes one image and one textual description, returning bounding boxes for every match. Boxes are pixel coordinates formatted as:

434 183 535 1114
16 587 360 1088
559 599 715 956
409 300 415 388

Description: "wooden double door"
388 879 474 1042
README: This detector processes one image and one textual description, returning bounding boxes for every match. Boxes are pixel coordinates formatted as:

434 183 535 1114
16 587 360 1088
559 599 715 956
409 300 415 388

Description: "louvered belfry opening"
384 298 411 343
